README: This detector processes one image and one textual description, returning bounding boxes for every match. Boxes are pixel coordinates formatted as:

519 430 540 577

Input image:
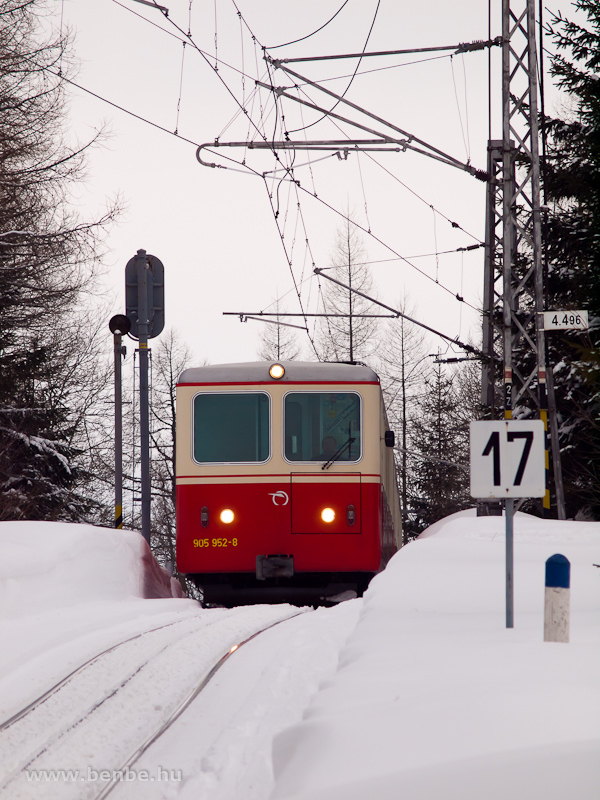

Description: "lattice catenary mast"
481 0 565 518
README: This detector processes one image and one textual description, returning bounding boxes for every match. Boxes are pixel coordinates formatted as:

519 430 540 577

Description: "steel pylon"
481 0 565 517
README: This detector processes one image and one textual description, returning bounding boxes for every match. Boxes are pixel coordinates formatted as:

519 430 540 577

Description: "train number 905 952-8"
193 538 238 548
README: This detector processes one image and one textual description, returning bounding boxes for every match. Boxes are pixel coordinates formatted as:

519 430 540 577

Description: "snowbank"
0 522 183 619
270 510 600 800
0 522 198 720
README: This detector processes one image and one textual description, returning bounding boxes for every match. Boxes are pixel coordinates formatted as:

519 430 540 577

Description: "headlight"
321 508 335 523
220 509 235 524
269 363 285 379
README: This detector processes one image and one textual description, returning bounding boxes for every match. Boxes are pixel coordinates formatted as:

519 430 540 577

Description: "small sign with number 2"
470 420 546 499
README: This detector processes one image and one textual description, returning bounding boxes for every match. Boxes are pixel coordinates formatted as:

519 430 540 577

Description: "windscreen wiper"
322 437 356 470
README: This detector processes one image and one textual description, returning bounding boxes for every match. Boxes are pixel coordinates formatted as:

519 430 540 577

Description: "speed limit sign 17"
470 420 546 499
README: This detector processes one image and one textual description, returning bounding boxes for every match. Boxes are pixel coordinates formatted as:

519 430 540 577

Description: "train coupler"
256 555 294 580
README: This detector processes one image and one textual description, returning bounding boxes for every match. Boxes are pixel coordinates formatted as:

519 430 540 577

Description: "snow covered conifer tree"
408 363 470 534
0 1 117 520
542 0 600 518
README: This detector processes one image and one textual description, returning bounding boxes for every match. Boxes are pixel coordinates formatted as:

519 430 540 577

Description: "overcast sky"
58 0 571 366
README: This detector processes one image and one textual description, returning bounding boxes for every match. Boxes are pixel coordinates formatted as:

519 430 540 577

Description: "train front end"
175 361 399 605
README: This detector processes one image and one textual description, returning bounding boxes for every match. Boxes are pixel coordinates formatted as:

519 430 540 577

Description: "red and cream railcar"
176 361 401 605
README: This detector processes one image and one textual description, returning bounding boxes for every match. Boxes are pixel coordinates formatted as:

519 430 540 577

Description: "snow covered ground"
0 522 198 722
0 522 359 800
271 511 600 800
0 512 598 800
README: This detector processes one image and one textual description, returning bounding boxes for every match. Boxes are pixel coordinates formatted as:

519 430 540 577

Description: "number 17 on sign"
470 420 545 499
470 420 545 629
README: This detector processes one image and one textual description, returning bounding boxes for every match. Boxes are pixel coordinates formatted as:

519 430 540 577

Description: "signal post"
125 250 165 545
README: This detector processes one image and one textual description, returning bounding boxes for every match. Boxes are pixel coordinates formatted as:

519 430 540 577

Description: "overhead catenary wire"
174 41 186 135
108 0 488 202
281 0 381 136
65 7 482 332
199 128 483 328
199 144 481 313
313 267 484 358
31 5 473 376
431 205 440 282
279 79 484 244
395 443 468 471
238 8 246 107
260 175 321 359
109 0 484 246
356 151 372 233
127 0 277 148
461 54 471 159
450 55 470 162
359 147 482 242
110 0 269 90
260 144 327 346
90 0 483 351
187 0 193 36
256 40 487 302
47 68 203 147
284 75 485 243
265 0 352 50
303 180 481 313
306 52 454 84
213 0 218 70
362 243 484 263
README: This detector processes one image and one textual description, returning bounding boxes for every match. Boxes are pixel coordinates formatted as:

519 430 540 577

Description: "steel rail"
0 615 202 732
0 612 241 793
94 611 307 799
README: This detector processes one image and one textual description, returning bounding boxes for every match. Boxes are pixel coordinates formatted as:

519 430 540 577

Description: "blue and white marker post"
544 554 570 643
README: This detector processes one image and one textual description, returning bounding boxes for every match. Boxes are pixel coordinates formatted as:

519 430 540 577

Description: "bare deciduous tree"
376 299 429 541
317 216 379 364
257 296 301 362
148 329 200 598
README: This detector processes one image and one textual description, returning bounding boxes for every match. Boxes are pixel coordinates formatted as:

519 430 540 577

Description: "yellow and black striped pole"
538 378 551 517
109 314 131 530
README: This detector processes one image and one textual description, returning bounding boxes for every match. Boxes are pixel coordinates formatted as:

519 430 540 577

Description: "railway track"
0 605 305 800
0 613 214 733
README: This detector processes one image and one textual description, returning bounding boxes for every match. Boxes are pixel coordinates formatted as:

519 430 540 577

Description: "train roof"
178 361 380 385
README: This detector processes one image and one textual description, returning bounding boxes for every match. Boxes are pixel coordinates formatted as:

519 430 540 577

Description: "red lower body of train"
176 475 395 606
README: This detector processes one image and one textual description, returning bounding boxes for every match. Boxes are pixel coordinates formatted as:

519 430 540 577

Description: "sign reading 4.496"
542 310 588 331
470 420 545 499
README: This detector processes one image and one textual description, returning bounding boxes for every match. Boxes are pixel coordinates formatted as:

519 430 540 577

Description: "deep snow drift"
270 510 600 800
0 512 598 800
0 522 198 721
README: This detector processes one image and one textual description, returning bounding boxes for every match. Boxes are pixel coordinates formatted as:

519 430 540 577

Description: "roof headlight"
269 363 285 380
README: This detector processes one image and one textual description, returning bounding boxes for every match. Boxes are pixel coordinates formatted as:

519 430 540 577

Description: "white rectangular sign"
542 310 588 331
470 420 545 499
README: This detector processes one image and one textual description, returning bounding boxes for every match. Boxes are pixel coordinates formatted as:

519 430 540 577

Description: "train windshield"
284 392 361 462
193 392 270 463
